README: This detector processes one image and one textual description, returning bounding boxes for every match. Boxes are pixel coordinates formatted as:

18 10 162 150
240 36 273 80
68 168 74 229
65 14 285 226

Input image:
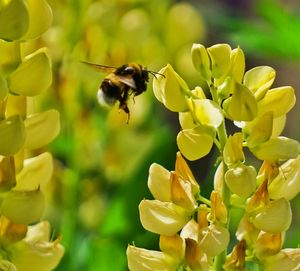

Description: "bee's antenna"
149 70 166 79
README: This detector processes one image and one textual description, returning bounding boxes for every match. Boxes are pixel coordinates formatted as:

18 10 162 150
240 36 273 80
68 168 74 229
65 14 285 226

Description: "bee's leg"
118 89 130 123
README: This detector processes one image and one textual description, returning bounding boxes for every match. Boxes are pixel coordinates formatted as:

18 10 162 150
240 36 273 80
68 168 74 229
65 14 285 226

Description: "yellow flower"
268 155 300 200
153 64 189 112
263 248 300 271
127 245 178 271
9 221 64 271
139 199 191 236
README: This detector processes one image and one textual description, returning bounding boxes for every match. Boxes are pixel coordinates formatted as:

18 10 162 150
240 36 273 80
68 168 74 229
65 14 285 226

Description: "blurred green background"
29 0 300 270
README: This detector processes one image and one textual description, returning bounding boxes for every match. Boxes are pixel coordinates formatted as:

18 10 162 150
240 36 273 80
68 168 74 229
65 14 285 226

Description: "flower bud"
223 132 244 166
0 0 29 41
230 47 245 83
243 66 276 101
24 109 60 149
268 155 300 200
175 152 199 194
127 245 178 271
214 162 224 194
199 224 230 257
250 137 300 162
0 115 25 156
210 191 228 224
252 198 292 233
139 199 190 235
8 48 52 96
177 126 215 161
153 64 189 112
147 163 171 202
191 43 211 81
0 40 21 74
225 164 257 198
207 44 231 79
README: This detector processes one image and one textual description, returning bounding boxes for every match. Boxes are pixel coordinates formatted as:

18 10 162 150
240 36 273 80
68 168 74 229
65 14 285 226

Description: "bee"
82 61 164 123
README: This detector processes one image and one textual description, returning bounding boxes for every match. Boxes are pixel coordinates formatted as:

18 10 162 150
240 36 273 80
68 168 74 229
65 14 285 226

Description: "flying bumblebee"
81 61 164 123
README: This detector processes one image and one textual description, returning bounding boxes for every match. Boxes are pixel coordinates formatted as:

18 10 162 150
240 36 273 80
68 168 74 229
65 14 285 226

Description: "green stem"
211 86 231 271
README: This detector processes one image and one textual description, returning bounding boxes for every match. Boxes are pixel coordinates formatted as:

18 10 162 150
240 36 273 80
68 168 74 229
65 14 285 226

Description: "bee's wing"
118 76 137 89
81 61 117 73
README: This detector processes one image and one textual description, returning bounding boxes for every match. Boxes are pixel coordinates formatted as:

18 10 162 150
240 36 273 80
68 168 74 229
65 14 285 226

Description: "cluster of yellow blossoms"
127 44 300 270
0 1 63 270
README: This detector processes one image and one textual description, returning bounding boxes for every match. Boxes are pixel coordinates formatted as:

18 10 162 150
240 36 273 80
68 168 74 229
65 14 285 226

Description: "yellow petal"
253 198 292 233
10 222 64 271
223 82 257 121
207 44 231 79
257 86 295 118
171 173 197 212
250 137 300 162
159 235 185 260
0 115 25 156
264 249 300 271
213 162 224 194
126 245 178 271
153 64 189 112
147 163 172 202
243 112 273 148
223 132 244 166
21 0 53 40
139 199 190 235
8 48 52 96
230 47 245 83
24 109 60 149
0 189 45 224
0 260 17 271
191 43 211 82
0 40 21 74
268 155 300 200
210 191 228 224
255 231 282 260
243 66 276 100
0 0 29 41
0 156 16 192
199 224 230 257
179 112 197 130
16 152 53 191
180 219 199 242
175 152 199 194
177 126 214 161
191 99 223 128
225 164 257 198
0 73 8 100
